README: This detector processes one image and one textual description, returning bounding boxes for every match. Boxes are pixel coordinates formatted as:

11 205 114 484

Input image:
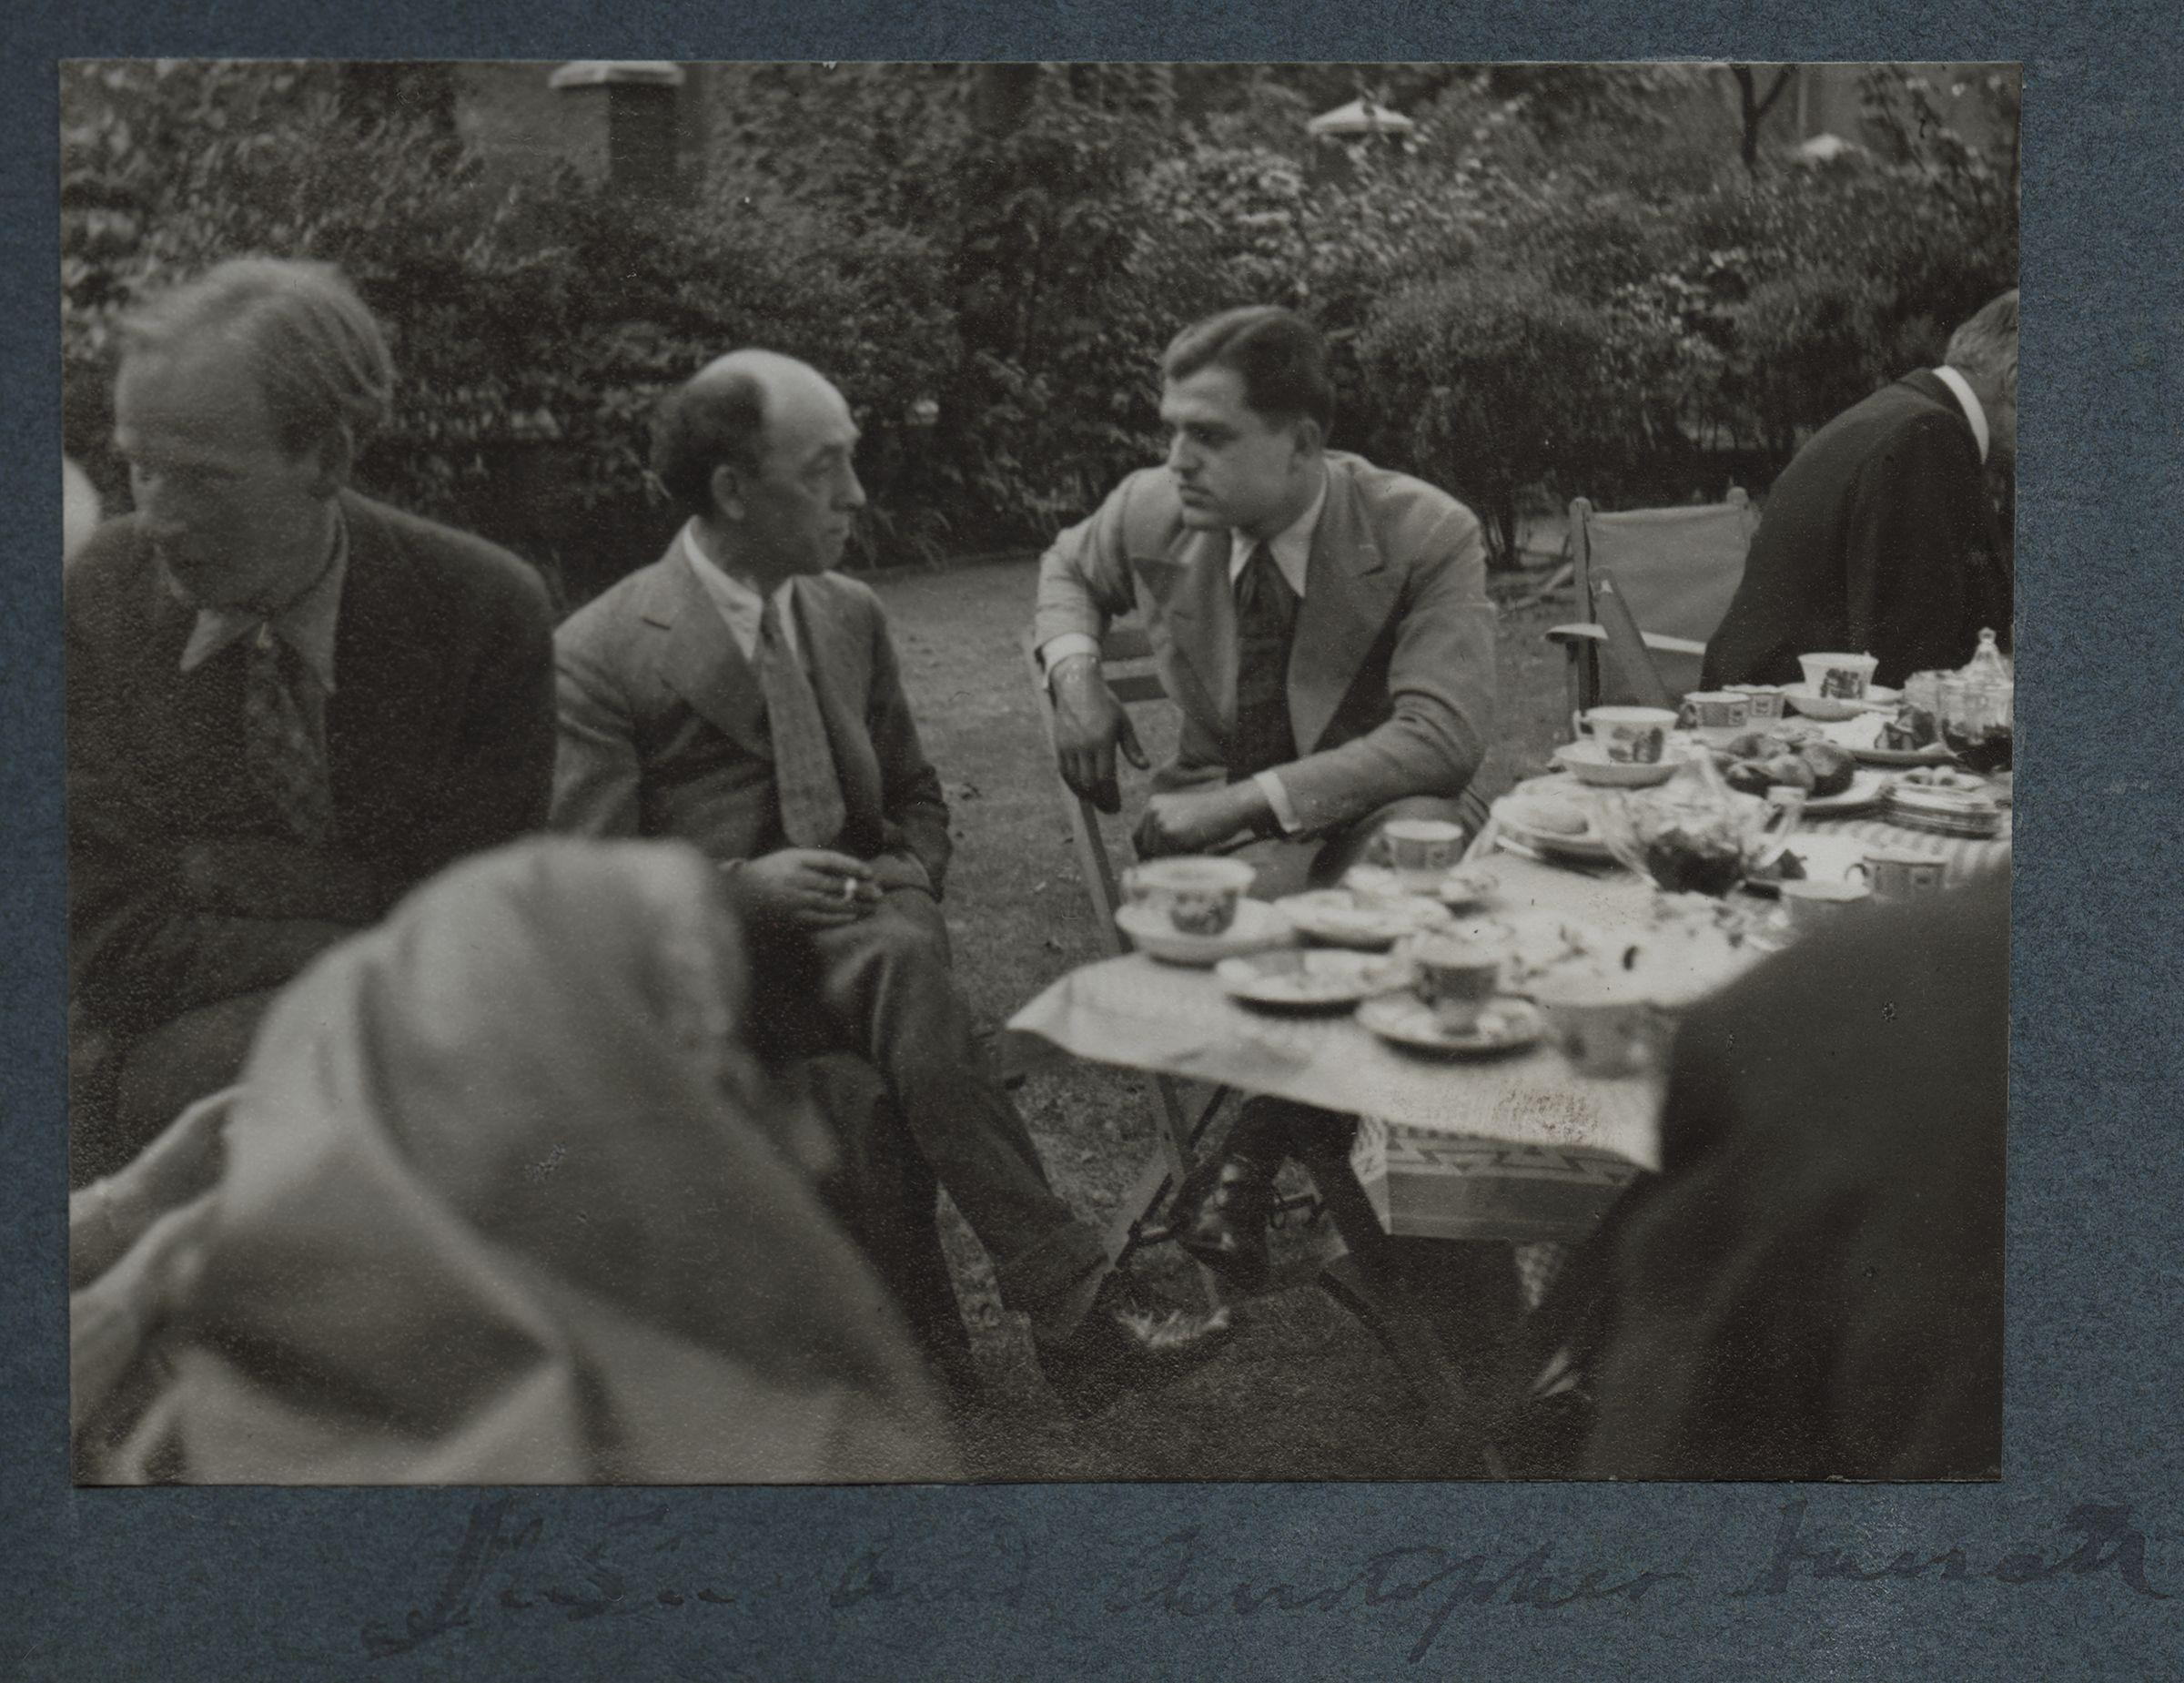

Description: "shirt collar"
681 522 796 658
1932 366 1990 464
1228 468 1329 598
177 510 349 692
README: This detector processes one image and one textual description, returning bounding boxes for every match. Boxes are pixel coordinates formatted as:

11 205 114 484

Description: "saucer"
1278 887 1453 950
1116 897 1295 966
1800 768 1892 816
1552 740 1687 788
1347 862 1501 908
1496 813 1617 866
1215 948 1407 1011
1742 834 1871 896
1782 683 1899 723
1357 992 1545 1057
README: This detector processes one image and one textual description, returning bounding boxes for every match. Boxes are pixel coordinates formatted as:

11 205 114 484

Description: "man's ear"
1290 416 1326 463
709 461 747 522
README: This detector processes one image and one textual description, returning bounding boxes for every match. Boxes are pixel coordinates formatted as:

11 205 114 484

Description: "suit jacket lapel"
1151 528 1237 735
652 544 771 755
1289 465 1400 753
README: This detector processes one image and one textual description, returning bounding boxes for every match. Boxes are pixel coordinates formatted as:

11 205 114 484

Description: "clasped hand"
734 848 885 928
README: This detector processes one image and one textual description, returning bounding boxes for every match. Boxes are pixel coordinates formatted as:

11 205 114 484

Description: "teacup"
1798 652 1879 702
1777 876 1874 934
1532 973 1662 1079
1849 849 1947 900
1376 817 1468 880
1404 930 1507 1035
1726 684 1786 723
1677 690 1753 743
1572 705 1679 765
1120 856 1257 936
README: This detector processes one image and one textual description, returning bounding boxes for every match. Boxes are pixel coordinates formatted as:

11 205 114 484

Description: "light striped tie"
754 596 847 847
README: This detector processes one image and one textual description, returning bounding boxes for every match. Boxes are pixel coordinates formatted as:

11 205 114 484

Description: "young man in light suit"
1034 306 1501 1292
553 351 1227 1413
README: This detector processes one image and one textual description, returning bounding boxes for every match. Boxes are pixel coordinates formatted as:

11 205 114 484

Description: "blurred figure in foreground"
1574 868 2007 1479
89 839 957 1485
64 455 103 563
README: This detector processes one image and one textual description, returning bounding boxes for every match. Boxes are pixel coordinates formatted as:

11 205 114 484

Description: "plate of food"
1357 992 1545 1058
1817 710 1955 766
1782 682 1899 723
1215 948 1409 1012
1741 834 1871 895
1709 731 1862 803
1343 861 1500 909
1116 897 1295 967
1494 794 1616 865
1278 887 1453 950
1886 768 2005 838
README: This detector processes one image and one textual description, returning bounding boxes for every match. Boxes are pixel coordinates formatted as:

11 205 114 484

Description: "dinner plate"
1343 862 1501 909
1782 683 1900 722
1496 814 1617 866
1278 887 1453 949
1116 897 1295 966
1885 789 2003 838
1742 834 1871 896
1215 948 1408 1011
1800 768 1893 816
1357 992 1545 1057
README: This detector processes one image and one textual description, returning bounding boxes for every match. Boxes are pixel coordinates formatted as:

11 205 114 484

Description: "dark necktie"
241 623 333 845
1230 542 1299 780
754 595 847 848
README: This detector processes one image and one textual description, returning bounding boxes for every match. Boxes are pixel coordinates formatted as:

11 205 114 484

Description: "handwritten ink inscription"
363 1496 2169 1663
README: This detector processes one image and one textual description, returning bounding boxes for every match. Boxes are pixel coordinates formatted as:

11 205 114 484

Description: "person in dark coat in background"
1702 289 2016 691
67 259 556 1184
1576 868 2007 1480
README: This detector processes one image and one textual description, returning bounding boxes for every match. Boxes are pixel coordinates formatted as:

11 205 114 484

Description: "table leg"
1299 1130 1513 1478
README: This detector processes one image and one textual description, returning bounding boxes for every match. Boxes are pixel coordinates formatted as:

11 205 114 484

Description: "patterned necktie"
241 623 334 845
754 594 847 848
1230 542 1300 780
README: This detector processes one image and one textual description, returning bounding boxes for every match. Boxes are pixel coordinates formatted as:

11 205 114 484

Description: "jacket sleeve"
864 604 953 897
1031 474 1150 655
1274 503 1499 834
550 617 647 838
416 564 557 868
1842 414 1998 683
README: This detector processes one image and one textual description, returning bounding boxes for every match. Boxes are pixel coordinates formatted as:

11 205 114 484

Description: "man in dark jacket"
68 259 556 1182
1703 289 2016 690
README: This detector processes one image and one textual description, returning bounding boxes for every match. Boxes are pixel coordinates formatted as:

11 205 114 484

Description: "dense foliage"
63 61 2017 586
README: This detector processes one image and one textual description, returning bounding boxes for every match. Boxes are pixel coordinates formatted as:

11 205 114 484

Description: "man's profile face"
113 341 338 610
1159 365 1314 537
734 366 865 576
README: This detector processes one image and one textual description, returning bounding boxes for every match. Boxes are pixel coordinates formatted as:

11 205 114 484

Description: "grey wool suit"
551 542 1106 1334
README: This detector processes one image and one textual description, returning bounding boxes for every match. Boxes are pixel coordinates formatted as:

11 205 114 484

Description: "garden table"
1006 774 2011 1472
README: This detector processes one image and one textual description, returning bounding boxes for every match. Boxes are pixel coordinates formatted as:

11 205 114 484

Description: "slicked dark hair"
1162 306 1334 436
651 370 769 520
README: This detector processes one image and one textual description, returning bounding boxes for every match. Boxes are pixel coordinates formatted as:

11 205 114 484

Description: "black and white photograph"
60 59 2017 1487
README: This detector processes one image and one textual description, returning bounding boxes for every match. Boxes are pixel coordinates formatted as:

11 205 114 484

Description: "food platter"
1214 948 1409 1011
1798 768 1893 816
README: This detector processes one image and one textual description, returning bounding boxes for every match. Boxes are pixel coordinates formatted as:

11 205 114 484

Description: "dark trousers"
748 887 1104 1339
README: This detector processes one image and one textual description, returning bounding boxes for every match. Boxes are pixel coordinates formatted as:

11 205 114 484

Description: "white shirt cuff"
1039 634 1103 688
1253 769 1302 835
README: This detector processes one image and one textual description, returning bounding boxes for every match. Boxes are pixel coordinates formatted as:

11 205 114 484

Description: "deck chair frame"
1546 488 1754 731
1026 631 1321 1301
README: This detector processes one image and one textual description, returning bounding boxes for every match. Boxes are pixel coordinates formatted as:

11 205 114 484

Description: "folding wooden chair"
1025 630 1322 1303
1546 489 1758 732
